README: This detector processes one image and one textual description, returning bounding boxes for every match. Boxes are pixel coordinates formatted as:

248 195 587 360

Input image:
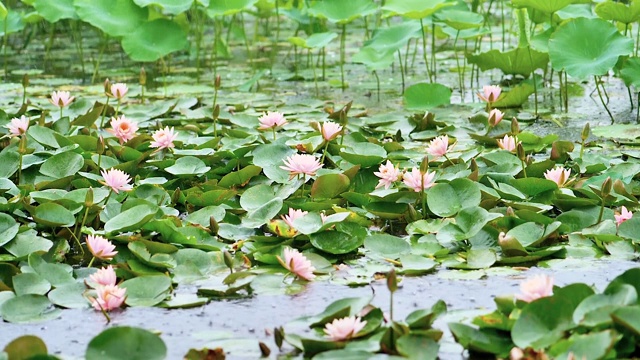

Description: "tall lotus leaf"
0 2 6 20
467 48 549 77
549 18 633 80
308 0 377 24
436 9 483 31
34 0 76 22
352 47 396 71
207 0 258 17
511 0 576 14
0 11 25 36
620 57 640 87
122 19 189 62
382 0 453 19
133 0 194 15
74 0 148 38
365 21 421 51
594 0 640 24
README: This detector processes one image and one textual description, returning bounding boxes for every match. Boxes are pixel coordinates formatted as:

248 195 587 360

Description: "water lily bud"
22 73 29 88
601 177 612 196
406 204 420 222
420 156 429 174
213 104 220 120
84 187 94 207
274 327 285 350
506 206 515 217
140 67 147 86
104 78 112 96
210 216 219 235
581 122 590 141
215 74 221 90
171 187 181 205
258 342 270 357
97 136 105 155
387 268 398 293
511 117 520 135
223 249 234 271
516 143 525 161
470 158 478 173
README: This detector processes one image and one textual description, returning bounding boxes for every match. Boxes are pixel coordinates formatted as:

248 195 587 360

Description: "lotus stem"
312 50 319 97
444 154 455 166
3 20 7 79
453 30 464 95
527 48 539 116
373 70 380 102
100 97 109 128
340 23 347 90
92 34 108 84
60 106 63 120
594 76 615 124
431 23 437 81
597 197 605 223
87 256 95 268
627 86 634 110
397 50 405 94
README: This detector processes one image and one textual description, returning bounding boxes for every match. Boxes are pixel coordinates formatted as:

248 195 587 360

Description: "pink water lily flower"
108 115 138 144
86 235 118 261
258 111 288 130
497 135 518 152
374 160 402 189
89 265 117 287
544 167 571 187
282 208 308 230
91 284 126 311
615 206 633 226
477 85 501 103
427 135 450 158
280 247 316 281
49 90 75 108
6 115 29 137
280 153 323 179
324 316 367 341
515 274 554 303
321 121 343 141
108 83 128 99
403 167 436 192
100 168 133 194
488 108 504 127
150 126 178 150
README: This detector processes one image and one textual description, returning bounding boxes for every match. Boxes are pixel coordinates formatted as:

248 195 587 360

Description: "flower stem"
99 97 110 128
115 99 121 118
597 197 606 223
421 189 427 219
272 128 277 141
59 106 63 120
444 154 454 166
520 159 528 178
88 256 96 268
320 142 329 164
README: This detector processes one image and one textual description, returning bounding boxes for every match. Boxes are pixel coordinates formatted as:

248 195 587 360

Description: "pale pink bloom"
86 235 118 261
477 85 501 103
280 247 315 281
150 126 178 150
89 265 117 287
109 83 128 99
324 316 367 341
615 206 633 226
544 167 571 187
515 274 554 302
403 168 436 192
107 115 138 144
281 208 308 230
90 284 126 311
6 115 29 136
374 160 402 189
426 135 449 158
280 153 323 179
509 347 525 360
321 122 343 141
488 108 504 126
49 90 75 108
100 168 133 194
497 135 518 152
258 111 288 130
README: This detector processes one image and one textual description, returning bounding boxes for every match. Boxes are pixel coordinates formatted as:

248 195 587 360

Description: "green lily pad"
104 204 158 234
39 151 84 179
86 327 167 360
121 275 171 307
33 203 76 227
0 294 61 323
340 143 387 168
427 178 481 217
